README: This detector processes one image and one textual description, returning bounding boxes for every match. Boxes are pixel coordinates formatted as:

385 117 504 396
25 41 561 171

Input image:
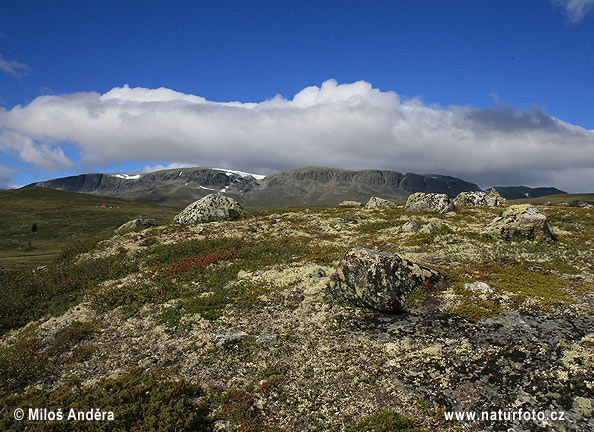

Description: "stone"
463 281 494 294
482 204 555 241
174 194 245 224
338 200 363 207
327 248 442 313
115 217 156 234
255 333 278 347
365 196 396 209
214 331 248 348
400 221 420 233
453 189 506 208
405 192 454 214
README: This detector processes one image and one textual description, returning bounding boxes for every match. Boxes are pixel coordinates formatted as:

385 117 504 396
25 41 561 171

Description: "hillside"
0 199 592 431
29 166 483 208
490 186 567 200
0 188 180 267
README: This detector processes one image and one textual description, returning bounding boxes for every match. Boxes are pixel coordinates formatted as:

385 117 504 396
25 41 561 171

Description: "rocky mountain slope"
1 200 592 431
29 166 483 208
490 186 567 200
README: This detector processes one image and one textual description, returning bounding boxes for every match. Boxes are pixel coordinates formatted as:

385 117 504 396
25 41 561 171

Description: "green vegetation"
0 368 212 431
0 187 180 266
511 192 594 205
345 410 417 431
0 255 138 334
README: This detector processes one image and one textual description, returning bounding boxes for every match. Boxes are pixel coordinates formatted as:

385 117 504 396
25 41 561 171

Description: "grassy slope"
0 187 181 267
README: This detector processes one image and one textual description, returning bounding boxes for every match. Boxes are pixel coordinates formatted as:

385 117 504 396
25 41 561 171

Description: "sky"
0 0 593 192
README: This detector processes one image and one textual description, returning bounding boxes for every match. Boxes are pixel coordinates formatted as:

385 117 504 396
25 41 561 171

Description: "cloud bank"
0 80 593 192
555 0 594 22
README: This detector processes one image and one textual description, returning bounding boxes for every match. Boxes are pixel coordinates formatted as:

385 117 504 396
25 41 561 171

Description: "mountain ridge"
28 165 566 208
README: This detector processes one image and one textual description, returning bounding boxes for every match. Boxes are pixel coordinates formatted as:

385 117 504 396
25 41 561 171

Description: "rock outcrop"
174 194 245 224
115 218 156 234
405 192 454 214
482 204 554 241
327 248 442 313
365 196 396 209
453 188 505 207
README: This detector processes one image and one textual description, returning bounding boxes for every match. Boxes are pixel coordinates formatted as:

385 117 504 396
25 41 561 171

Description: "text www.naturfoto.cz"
444 409 565 423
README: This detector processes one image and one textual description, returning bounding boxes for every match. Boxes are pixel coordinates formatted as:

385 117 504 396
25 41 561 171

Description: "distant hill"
489 186 567 200
29 166 482 208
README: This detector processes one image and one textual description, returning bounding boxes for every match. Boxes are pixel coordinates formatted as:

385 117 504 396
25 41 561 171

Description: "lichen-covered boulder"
115 217 156 234
365 196 396 209
405 192 454 213
327 248 442 313
482 204 554 241
453 189 506 208
174 194 245 224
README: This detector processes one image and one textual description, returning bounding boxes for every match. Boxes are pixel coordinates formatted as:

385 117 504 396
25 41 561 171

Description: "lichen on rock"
405 192 454 214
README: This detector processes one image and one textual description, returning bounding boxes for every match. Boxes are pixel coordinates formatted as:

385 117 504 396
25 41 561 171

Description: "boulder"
453 189 506 208
327 248 442 313
115 217 156 234
482 205 554 241
174 194 245 224
405 192 454 214
365 196 396 209
338 200 363 207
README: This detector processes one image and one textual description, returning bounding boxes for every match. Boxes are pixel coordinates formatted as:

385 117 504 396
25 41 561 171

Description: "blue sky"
1 0 593 191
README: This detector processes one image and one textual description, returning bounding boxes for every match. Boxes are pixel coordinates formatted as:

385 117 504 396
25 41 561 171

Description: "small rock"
174 194 245 224
341 218 359 224
255 334 278 347
214 331 248 348
418 222 440 234
574 396 592 416
365 196 396 209
338 200 363 207
308 269 327 279
327 247 442 313
405 192 454 214
115 218 156 234
482 204 555 241
463 281 494 293
400 221 420 233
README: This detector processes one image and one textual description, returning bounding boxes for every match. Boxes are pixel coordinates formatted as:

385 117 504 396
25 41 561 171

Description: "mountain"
490 186 567 200
28 166 482 209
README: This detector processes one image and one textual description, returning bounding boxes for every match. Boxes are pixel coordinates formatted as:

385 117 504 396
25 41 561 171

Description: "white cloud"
554 0 594 23
140 162 196 173
0 53 30 77
0 79 593 192
0 130 74 171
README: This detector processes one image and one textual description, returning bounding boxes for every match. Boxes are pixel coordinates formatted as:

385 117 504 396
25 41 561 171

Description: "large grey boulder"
453 188 506 208
482 204 554 241
327 248 442 313
405 192 454 214
174 194 245 224
115 217 156 234
365 196 396 209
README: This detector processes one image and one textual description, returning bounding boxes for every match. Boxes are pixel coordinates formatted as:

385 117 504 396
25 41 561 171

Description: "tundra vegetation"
0 189 593 431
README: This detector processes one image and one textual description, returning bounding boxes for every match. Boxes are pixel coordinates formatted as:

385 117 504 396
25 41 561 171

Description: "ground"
0 197 593 431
